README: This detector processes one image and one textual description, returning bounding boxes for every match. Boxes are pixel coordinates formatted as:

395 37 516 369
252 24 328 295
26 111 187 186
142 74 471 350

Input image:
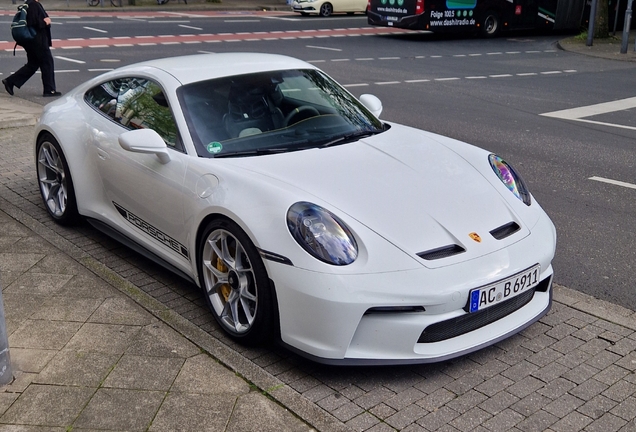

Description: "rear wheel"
481 10 501 37
319 2 333 16
198 219 274 345
36 133 79 225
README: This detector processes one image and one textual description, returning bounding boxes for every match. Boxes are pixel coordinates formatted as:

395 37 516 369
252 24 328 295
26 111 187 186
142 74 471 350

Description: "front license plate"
468 264 541 313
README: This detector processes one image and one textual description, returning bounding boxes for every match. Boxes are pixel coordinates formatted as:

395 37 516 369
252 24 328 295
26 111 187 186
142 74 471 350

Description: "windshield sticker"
207 142 223 154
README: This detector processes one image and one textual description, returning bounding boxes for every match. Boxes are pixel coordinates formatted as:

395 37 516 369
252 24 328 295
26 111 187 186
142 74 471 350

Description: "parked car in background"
292 0 368 17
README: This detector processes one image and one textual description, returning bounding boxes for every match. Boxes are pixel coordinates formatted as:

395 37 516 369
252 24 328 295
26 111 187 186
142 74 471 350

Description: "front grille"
417 244 465 261
418 288 536 343
490 221 521 240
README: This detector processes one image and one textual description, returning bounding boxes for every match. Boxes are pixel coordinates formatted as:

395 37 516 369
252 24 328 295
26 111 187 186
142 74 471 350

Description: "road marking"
589 176 636 190
83 26 108 33
541 96 636 131
54 56 85 64
179 24 203 30
306 45 341 51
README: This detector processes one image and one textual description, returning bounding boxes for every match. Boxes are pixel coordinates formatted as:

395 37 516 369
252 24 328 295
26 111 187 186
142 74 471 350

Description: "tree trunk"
594 0 610 38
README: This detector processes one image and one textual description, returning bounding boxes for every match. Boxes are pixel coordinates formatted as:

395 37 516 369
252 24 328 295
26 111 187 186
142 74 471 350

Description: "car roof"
119 52 318 85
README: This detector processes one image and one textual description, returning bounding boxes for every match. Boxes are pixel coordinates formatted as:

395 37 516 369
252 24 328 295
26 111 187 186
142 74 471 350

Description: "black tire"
319 2 333 17
481 10 501 37
300 11 309 16
198 219 275 345
36 133 79 226
87 0 99 6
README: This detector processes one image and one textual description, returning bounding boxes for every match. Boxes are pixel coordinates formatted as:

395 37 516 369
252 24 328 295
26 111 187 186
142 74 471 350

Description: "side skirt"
86 217 197 287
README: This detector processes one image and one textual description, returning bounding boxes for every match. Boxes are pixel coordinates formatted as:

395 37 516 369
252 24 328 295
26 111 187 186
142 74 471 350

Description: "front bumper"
267 211 556 365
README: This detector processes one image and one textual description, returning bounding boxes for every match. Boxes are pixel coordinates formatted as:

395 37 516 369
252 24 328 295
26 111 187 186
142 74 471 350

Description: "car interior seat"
223 83 285 138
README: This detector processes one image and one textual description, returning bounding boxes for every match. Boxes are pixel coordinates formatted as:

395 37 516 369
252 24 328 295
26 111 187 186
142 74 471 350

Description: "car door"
84 77 192 270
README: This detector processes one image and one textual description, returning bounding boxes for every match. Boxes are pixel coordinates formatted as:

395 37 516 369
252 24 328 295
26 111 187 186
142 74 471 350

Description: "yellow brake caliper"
216 256 231 302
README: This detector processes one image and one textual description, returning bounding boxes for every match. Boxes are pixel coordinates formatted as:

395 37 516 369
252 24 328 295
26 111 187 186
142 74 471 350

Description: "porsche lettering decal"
113 202 189 259
469 232 482 243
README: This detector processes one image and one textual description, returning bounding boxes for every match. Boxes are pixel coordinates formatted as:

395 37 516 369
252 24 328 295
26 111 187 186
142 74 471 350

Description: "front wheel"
36 133 79 225
198 219 275 345
481 10 500 37
319 2 333 17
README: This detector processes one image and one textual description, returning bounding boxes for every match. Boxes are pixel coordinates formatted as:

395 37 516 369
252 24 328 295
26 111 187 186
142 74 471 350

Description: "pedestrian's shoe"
43 91 62 97
2 79 14 96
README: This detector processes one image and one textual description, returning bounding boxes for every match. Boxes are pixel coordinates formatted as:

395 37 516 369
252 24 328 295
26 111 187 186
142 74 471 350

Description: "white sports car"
35 53 556 365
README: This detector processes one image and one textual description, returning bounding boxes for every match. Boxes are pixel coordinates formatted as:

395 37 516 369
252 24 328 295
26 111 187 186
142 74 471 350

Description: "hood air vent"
418 244 466 261
490 222 520 240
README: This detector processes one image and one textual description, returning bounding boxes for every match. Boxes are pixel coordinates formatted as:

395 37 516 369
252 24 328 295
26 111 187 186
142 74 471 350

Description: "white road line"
306 45 342 51
404 79 430 83
466 76 487 79
179 25 203 30
83 27 108 33
375 81 401 85
343 83 369 87
88 68 114 72
540 96 636 131
435 77 460 81
54 56 85 64
589 176 636 190
224 20 260 22
490 74 513 78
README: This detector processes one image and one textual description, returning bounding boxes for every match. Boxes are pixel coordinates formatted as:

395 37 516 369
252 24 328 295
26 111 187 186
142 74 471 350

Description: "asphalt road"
1 12 635 311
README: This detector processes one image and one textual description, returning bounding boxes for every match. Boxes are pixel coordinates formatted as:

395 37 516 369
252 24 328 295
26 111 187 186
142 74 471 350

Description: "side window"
85 80 120 119
85 78 181 150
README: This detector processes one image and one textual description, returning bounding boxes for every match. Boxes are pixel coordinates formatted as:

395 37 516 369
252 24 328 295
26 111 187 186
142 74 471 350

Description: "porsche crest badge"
469 232 482 243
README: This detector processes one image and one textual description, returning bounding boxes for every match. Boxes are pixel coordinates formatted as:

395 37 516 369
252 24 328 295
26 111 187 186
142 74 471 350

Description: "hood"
226 124 529 268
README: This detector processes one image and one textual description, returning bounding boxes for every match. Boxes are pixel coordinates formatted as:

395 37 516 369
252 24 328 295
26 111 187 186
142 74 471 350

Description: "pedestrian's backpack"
10 4 37 55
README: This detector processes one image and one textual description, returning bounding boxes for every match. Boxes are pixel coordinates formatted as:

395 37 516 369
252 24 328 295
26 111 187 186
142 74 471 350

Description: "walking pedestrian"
2 0 61 98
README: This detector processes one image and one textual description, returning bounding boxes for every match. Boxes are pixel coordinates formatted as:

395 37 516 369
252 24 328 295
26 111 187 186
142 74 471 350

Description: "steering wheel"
284 106 320 127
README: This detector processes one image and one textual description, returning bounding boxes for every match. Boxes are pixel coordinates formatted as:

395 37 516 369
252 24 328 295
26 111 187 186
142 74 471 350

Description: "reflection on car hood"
227 124 529 266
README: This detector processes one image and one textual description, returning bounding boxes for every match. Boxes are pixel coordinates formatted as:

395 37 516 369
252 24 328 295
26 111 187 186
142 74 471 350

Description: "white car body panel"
34 53 556 365
292 0 368 14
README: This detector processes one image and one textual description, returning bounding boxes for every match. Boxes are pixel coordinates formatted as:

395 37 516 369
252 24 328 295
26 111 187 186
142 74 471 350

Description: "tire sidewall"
36 133 79 225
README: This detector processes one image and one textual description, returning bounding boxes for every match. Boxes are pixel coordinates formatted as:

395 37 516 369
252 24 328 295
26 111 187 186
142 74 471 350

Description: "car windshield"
177 69 385 158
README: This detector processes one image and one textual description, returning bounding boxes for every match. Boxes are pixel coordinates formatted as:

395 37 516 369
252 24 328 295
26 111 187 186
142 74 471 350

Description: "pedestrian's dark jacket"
25 0 52 47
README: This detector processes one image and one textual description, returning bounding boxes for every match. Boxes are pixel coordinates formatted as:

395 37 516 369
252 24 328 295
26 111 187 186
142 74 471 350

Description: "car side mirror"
118 129 171 164
359 94 383 119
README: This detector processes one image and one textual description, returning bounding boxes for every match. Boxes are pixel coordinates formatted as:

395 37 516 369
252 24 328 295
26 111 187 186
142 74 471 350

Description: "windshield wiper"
213 147 290 158
318 129 383 148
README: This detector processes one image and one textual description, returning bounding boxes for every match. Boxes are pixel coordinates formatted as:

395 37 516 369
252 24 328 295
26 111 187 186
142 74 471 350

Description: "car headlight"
489 154 531 206
287 202 358 265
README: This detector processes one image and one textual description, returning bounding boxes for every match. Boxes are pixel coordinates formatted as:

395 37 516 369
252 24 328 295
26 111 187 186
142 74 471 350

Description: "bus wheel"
482 11 500 37
319 2 333 16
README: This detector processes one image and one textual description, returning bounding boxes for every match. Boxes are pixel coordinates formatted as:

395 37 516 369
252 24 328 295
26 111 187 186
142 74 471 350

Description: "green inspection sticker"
207 142 222 154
